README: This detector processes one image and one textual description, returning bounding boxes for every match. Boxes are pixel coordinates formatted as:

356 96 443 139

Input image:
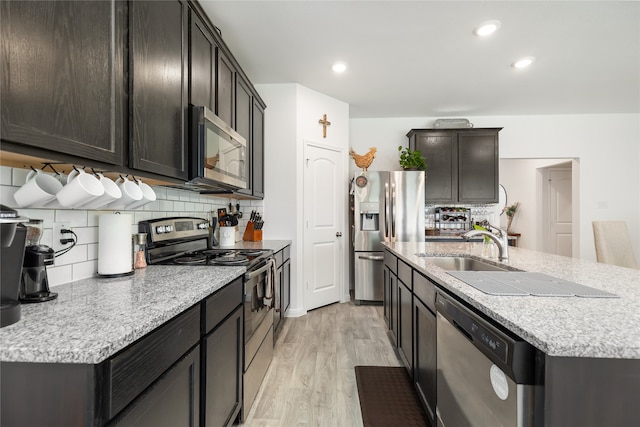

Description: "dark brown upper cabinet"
216 49 235 127
129 0 189 180
251 99 265 199
0 0 126 165
408 128 501 204
189 10 216 112
235 76 253 197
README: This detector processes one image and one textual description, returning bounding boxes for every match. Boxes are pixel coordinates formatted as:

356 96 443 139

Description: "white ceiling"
199 1 640 118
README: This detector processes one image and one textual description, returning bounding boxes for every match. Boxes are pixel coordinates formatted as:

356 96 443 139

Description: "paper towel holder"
97 213 135 278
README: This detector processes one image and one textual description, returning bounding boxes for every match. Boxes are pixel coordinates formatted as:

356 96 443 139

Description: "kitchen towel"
98 214 133 277
263 258 277 308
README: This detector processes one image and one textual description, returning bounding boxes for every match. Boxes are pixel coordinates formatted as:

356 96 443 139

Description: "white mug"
81 173 122 209
125 179 157 210
13 169 64 208
56 169 105 208
108 176 143 209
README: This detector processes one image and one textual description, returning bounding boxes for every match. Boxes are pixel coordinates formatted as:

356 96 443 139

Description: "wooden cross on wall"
318 114 331 138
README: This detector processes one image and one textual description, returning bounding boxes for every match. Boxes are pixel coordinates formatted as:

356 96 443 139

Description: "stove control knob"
198 222 208 229
156 225 165 234
166 225 174 232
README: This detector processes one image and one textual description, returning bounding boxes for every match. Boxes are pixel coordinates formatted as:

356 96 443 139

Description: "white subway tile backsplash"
11 167 30 186
159 200 173 211
73 226 98 245
4 166 263 286
55 244 87 266
56 209 88 226
0 185 18 206
1 166 12 184
47 265 72 287
88 243 98 260
72 260 98 281
166 188 181 201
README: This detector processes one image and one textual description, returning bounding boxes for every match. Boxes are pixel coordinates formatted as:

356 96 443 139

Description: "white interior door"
303 142 344 311
547 167 573 257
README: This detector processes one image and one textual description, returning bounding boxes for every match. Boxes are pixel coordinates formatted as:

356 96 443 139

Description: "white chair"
592 221 639 269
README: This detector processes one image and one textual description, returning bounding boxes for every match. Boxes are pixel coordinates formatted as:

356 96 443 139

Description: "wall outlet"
52 222 71 252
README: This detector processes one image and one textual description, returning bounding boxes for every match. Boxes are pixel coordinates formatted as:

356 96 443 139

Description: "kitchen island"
384 241 640 427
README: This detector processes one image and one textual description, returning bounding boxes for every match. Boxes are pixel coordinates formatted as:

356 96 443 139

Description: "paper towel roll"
98 214 133 276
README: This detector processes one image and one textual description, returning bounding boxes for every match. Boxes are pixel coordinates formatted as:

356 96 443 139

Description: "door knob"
336 232 342 237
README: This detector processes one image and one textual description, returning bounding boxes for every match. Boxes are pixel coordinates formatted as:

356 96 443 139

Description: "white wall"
350 114 640 262
257 83 350 316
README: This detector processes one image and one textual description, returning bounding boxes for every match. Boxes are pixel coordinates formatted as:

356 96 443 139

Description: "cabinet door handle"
336 232 342 237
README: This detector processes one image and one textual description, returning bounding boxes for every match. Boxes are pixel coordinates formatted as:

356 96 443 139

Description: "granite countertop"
0 265 245 364
220 239 291 253
384 241 640 359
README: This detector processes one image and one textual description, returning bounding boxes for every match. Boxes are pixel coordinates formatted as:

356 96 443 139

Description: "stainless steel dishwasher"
435 293 542 427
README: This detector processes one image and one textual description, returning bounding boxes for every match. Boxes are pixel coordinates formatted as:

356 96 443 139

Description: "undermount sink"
416 255 510 272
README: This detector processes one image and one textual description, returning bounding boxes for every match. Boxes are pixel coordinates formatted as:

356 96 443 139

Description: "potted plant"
398 146 426 170
503 202 520 233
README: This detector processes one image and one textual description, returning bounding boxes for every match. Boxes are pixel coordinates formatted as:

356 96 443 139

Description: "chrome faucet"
462 224 509 261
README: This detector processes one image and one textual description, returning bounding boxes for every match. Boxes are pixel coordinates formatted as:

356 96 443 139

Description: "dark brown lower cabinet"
414 296 437 426
282 258 290 314
390 271 399 345
398 280 413 371
111 345 200 427
0 278 244 427
202 305 242 427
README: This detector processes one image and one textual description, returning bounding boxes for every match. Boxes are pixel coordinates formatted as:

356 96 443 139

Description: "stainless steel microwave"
190 106 247 191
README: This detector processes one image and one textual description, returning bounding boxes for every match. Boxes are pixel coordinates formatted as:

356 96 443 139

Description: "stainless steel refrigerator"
350 171 425 302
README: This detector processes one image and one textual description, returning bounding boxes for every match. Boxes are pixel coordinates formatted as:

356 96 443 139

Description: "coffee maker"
0 205 28 327
20 219 58 303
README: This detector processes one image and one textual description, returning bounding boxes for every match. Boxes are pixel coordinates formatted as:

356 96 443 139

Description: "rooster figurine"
349 147 377 172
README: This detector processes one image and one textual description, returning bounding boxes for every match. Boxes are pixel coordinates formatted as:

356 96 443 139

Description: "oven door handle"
244 258 274 281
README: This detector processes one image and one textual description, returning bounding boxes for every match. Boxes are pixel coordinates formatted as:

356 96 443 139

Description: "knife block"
242 221 262 242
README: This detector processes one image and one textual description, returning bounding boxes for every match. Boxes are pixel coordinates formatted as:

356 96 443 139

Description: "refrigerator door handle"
384 182 390 240
358 255 384 261
391 182 396 240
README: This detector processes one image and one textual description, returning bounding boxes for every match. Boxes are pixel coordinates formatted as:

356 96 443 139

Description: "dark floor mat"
355 365 430 427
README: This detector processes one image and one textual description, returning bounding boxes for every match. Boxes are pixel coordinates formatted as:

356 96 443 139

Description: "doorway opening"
500 158 579 257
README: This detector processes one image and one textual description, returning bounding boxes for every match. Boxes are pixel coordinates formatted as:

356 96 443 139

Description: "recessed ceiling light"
512 56 536 69
332 62 347 73
474 20 501 37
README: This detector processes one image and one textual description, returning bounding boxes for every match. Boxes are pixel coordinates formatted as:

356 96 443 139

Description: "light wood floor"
241 301 403 426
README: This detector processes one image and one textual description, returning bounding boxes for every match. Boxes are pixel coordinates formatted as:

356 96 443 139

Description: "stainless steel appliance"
0 205 28 327
435 293 542 427
190 106 247 191
139 217 275 422
350 171 425 302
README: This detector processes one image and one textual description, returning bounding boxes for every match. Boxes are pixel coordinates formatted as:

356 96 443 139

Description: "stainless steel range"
139 217 275 422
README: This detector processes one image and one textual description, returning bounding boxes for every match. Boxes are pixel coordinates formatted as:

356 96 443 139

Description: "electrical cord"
54 228 77 257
